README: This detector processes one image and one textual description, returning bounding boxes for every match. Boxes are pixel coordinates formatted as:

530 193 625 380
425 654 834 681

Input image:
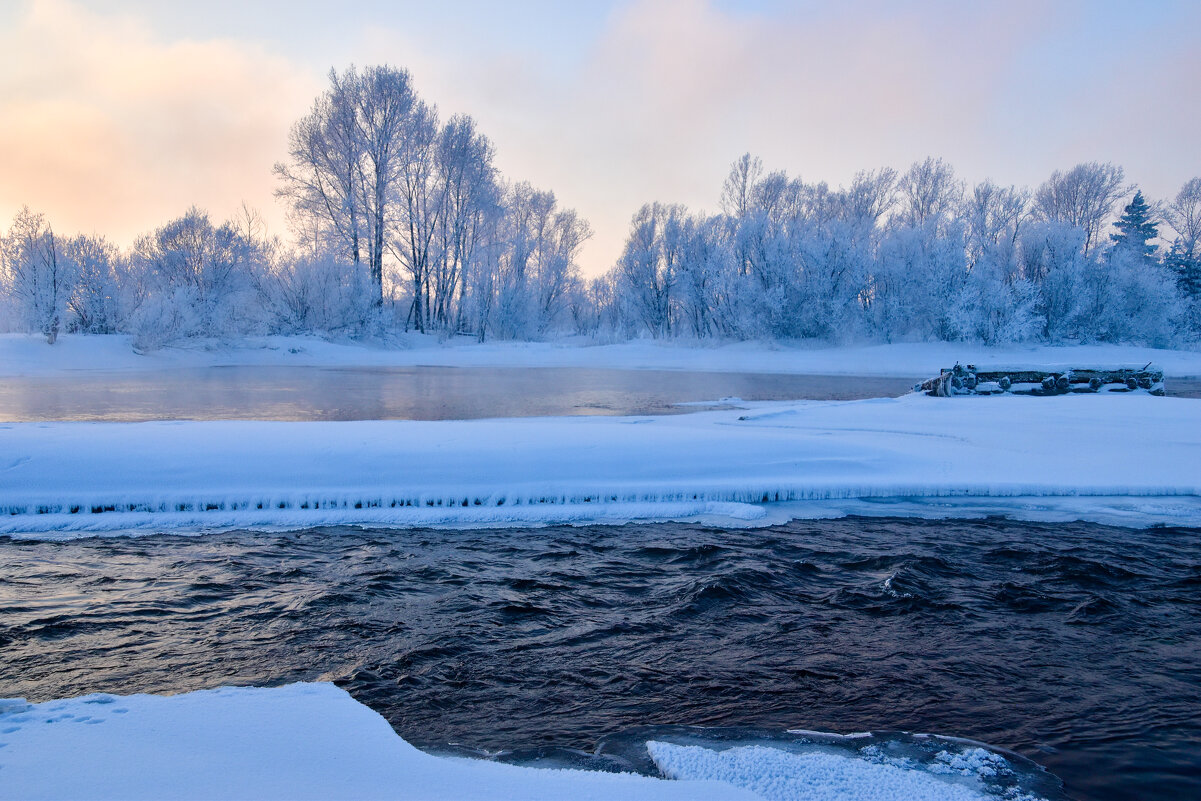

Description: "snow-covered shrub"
256 253 379 336
126 285 206 351
125 208 266 348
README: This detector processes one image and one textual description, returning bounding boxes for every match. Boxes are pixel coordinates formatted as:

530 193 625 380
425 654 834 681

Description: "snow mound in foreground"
0 682 1051 801
648 741 1032 801
0 683 755 801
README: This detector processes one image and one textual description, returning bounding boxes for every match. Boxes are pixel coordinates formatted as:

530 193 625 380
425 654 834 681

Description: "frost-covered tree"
430 115 501 332
63 235 121 334
1163 178 1201 320
896 157 964 230
1032 162 1127 256
1109 190 1158 260
720 153 764 219
275 65 433 309
484 184 590 339
275 68 367 269
1 208 75 343
838 168 898 228
1019 221 1089 341
963 181 1028 268
618 203 687 338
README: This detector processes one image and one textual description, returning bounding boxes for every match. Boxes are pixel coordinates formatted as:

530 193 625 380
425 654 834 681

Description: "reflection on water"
2 518 1198 801
0 366 921 421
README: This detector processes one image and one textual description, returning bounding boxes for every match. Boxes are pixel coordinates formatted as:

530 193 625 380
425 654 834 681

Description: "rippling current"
2 518 1199 801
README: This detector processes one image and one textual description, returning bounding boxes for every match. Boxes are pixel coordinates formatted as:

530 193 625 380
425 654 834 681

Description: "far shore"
2 332 1199 379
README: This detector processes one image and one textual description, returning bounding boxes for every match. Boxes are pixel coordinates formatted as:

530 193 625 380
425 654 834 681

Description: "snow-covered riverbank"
3 393 1198 536
0 683 1034 801
3 333 1200 378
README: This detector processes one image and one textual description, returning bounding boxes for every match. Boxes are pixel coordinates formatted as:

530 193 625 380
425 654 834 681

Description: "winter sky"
1 0 1198 276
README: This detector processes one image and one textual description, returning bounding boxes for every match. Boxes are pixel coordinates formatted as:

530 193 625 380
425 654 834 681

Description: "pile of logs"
918 363 1165 397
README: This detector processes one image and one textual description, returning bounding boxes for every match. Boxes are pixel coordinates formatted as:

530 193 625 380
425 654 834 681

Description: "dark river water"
2 518 1198 801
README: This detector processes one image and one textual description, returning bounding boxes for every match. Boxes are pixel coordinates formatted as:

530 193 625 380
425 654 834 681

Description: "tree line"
2 64 1199 348
0 65 592 348
599 156 1201 346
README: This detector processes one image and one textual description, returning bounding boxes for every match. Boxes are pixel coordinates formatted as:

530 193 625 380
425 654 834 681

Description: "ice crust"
648 741 1000 801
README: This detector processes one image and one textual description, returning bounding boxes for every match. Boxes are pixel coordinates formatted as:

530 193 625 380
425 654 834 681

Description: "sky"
1 0 1199 276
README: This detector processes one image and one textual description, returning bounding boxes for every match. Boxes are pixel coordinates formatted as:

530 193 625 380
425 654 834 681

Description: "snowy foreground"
2 332 1200 378
0 683 1027 801
2 392 1199 536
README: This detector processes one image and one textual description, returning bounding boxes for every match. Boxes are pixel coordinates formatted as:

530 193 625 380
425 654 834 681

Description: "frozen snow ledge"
0 684 1043 801
1 395 1199 537
0 683 760 801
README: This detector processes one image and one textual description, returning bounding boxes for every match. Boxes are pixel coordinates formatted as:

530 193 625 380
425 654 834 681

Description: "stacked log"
918 363 1165 397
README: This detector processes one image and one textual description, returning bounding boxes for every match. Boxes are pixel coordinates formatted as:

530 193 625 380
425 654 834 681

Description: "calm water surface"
2 518 1198 801
0 366 927 420
3 366 1197 422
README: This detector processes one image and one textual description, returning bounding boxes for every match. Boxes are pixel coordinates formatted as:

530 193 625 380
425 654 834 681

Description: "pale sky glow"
1 0 1199 276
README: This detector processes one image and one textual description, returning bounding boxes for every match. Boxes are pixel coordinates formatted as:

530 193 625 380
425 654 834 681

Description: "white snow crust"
647 741 1004 801
1 393 1198 536
0 683 759 801
2 333 1199 378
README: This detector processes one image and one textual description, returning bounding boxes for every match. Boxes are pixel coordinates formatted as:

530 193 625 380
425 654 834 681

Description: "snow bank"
0 685 1048 801
0 683 757 801
1 393 1198 536
648 741 998 801
3 333 1200 378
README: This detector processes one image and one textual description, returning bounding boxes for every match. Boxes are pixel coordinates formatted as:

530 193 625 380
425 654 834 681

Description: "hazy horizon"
2 0 1199 277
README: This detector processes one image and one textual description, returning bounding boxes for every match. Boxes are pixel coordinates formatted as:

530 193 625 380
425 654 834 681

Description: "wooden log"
921 364 1165 397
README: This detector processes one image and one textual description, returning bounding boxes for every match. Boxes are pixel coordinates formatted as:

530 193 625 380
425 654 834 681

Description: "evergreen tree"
1110 190 1158 259
1165 239 1201 301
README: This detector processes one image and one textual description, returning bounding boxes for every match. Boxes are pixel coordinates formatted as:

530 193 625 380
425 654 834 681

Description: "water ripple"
1 517 1199 801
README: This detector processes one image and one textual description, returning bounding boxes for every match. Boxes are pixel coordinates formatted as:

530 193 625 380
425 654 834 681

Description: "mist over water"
0 366 941 421
3 517 1198 801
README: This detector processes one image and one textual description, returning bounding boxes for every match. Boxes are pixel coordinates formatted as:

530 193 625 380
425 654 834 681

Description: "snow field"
1 392 1198 535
